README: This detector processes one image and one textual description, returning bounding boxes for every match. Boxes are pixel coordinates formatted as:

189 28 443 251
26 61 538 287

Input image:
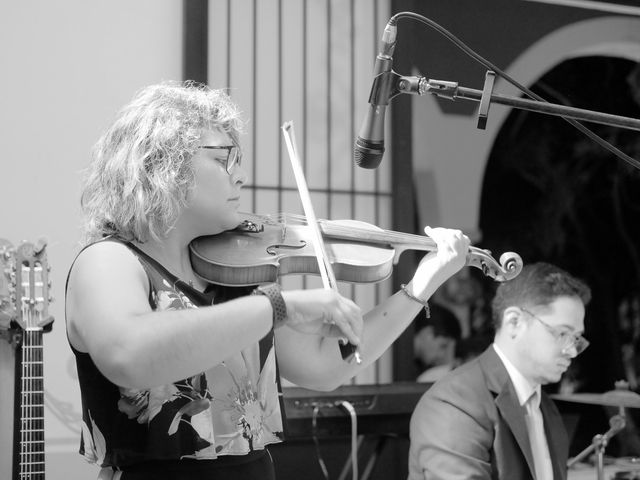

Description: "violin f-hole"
266 241 307 256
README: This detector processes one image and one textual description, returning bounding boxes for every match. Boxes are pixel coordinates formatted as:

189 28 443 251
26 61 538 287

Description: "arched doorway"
480 56 640 392
479 55 640 452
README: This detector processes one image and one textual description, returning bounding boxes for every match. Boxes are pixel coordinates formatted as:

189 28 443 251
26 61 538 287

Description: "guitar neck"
18 329 45 479
4 239 52 480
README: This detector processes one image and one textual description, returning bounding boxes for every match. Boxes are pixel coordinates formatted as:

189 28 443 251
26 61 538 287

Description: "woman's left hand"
408 226 470 300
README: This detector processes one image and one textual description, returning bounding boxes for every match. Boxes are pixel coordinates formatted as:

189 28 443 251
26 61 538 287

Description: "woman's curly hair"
80 81 244 244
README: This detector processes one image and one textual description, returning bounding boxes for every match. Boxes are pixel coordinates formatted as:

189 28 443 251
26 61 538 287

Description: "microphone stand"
566 411 626 480
356 12 640 170
392 70 640 132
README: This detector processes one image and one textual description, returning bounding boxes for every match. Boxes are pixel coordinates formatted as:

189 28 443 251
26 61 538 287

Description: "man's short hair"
491 261 591 331
415 303 462 341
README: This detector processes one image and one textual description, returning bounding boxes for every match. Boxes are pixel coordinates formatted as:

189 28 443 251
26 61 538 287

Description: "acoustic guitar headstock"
0 238 54 340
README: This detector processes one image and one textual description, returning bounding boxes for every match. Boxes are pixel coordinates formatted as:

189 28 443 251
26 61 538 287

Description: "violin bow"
281 121 362 364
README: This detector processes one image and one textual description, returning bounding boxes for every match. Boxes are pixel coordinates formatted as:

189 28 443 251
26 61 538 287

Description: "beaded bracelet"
400 284 431 318
252 283 288 328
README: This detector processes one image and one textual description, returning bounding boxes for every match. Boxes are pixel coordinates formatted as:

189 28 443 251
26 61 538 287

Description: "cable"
338 400 358 480
312 405 330 480
389 11 640 170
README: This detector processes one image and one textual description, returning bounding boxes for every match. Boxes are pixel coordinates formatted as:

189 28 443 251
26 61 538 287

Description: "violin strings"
235 213 509 280
319 222 432 246
241 212 441 247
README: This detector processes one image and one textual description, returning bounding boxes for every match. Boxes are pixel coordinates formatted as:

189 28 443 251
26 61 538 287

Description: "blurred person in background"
413 303 462 383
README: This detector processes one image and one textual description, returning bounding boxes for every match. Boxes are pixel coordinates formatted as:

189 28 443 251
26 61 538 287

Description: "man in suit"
408 262 591 480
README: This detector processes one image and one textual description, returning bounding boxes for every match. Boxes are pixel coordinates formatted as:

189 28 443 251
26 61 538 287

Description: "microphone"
354 21 398 169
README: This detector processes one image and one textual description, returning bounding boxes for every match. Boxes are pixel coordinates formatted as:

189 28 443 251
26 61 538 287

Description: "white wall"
0 1 182 478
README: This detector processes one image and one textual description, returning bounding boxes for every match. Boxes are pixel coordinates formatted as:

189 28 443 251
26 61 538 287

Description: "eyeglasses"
520 307 589 355
200 145 241 174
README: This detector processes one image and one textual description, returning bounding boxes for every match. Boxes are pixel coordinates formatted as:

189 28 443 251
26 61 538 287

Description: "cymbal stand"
567 409 626 480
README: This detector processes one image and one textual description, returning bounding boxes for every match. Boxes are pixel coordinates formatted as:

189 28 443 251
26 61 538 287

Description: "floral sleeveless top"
68 240 285 468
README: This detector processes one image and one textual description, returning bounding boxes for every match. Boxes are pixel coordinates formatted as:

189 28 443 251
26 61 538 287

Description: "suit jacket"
408 346 569 480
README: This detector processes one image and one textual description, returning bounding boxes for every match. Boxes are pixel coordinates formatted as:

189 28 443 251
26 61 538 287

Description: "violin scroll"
499 252 524 280
466 247 523 282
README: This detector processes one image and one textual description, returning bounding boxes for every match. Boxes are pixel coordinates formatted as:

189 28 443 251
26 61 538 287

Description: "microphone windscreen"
354 138 384 169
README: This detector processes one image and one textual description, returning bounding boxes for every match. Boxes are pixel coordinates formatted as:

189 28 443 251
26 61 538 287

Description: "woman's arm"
66 241 276 389
275 227 469 390
67 241 363 390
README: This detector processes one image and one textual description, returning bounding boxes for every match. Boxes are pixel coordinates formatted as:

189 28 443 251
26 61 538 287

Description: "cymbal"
552 390 640 409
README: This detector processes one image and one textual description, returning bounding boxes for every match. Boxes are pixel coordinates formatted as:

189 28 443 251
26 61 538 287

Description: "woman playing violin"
65 81 470 480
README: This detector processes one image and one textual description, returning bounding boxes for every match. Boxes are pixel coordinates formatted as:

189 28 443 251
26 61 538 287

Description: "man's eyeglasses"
200 145 241 174
520 307 589 355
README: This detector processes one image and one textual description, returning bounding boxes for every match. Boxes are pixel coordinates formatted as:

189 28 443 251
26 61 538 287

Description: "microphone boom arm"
395 72 640 132
355 12 640 169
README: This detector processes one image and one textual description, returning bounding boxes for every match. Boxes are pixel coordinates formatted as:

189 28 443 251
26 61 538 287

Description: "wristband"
252 283 287 328
400 284 431 318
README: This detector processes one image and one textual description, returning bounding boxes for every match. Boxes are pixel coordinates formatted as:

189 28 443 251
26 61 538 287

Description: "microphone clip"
368 70 402 106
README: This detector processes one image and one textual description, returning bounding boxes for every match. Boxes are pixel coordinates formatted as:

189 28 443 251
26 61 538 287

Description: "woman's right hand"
280 288 362 347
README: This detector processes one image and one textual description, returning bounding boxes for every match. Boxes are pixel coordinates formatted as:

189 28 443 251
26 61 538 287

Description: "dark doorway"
478 56 640 454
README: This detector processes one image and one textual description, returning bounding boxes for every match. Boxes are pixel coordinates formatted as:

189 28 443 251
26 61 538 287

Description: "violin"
190 213 523 286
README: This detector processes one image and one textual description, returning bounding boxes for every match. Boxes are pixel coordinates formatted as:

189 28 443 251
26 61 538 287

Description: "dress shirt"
493 344 554 480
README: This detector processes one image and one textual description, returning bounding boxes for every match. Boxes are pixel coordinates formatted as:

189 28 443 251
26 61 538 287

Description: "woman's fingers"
282 289 362 344
323 296 362 345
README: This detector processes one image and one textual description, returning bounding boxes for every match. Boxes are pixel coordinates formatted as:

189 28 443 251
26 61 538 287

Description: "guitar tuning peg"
48 295 55 303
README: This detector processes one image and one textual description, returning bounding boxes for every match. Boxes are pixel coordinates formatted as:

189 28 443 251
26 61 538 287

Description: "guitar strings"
20 261 45 479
